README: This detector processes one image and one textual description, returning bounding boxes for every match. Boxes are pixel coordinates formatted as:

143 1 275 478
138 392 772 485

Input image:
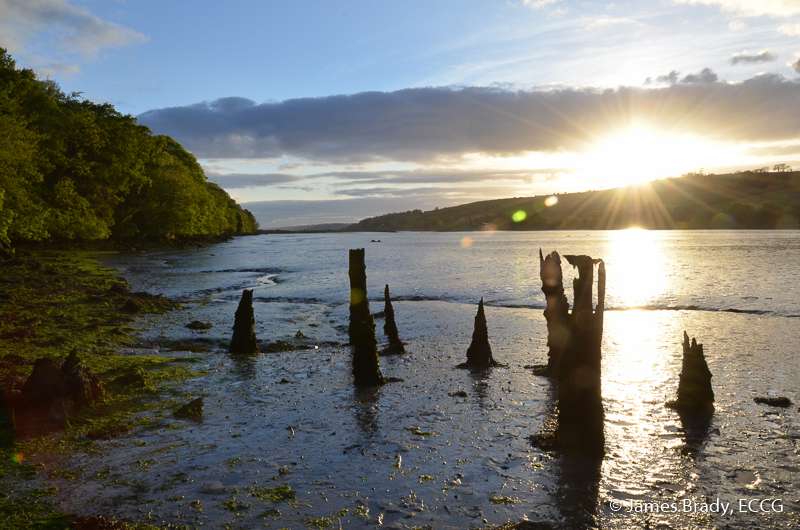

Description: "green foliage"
0 48 258 244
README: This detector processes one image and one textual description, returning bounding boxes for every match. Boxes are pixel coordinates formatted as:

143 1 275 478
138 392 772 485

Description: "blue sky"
3 0 800 227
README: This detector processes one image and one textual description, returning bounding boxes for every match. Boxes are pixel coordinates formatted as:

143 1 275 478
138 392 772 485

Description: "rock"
186 320 213 330
112 367 148 388
196 481 227 494
174 397 204 419
13 351 105 435
229 290 259 354
122 299 144 313
753 396 792 407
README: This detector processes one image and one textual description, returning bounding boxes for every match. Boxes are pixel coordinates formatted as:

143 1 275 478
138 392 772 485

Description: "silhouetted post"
464 298 497 367
667 332 714 417
382 284 405 354
554 254 605 453
230 289 259 354
539 249 570 376
349 249 385 386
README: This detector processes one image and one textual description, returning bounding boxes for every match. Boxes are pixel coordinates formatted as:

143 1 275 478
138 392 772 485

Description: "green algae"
0 251 203 528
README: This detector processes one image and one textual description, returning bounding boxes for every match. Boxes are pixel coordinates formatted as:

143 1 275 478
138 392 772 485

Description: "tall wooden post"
539 249 570 376
349 249 385 386
230 289 259 354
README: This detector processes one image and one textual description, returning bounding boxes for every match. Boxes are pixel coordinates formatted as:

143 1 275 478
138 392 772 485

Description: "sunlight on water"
606 228 668 308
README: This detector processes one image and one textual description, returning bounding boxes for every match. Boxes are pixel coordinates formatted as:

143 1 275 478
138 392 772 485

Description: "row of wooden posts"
228 247 714 454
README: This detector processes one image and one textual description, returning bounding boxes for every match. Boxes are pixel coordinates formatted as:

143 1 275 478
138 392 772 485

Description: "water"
57 230 800 529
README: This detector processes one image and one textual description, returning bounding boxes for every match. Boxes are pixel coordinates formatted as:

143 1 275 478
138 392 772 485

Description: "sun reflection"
606 228 667 308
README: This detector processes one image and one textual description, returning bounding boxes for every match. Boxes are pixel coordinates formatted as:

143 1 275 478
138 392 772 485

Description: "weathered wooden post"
538 249 570 376
381 284 406 355
349 249 385 386
535 251 605 453
230 289 259 354
463 298 497 367
667 332 714 417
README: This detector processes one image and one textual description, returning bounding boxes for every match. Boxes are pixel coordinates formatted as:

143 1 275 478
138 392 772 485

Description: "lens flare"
512 210 527 222
350 288 364 304
461 236 473 247
11 453 24 464
544 196 558 207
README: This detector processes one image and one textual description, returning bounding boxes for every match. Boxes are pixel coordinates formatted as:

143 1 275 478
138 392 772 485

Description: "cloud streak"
138 72 800 164
730 50 775 65
671 0 800 18
0 0 147 72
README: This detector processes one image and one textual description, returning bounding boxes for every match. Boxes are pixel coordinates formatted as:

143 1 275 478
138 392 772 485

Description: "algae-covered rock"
14 350 105 434
174 397 204 419
230 289 259 354
186 320 213 330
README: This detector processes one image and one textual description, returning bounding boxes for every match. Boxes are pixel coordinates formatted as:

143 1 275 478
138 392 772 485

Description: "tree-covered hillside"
348 170 800 232
0 49 257 245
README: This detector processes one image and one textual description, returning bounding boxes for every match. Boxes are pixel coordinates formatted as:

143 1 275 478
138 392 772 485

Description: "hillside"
347 170 800 232
0 49 258 248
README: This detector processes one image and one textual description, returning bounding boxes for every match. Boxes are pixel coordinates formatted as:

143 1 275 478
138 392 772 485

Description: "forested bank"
348 170 800 232
0 49 257 249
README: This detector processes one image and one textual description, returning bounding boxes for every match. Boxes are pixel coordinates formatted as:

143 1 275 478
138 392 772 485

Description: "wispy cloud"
671 0 800 18
0 0 147 74
730 50 775 65
583 15 640 31
204 170 304 189
523 0 561 9
789 54 800 75
779 23 800 36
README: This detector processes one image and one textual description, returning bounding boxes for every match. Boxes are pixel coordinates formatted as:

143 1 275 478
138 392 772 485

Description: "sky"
3 0 800 228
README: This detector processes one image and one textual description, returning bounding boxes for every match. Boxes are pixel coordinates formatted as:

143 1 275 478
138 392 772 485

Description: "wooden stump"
463 298 497 367
538 251 605 453
539 249 570 376
667 332 714 417
230 289 259 354
381 284 406 355
349 249 385 386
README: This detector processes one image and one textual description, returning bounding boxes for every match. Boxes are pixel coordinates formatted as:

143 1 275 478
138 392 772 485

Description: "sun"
584 129 709 189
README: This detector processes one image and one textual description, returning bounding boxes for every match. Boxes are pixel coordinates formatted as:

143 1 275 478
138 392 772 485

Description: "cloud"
523 0 561 9
138 72 800 164
790 54 800 74
730 50 775 65
741 143 800 157
583 15 640 31
0 0 147 65
242 197 456 228
680 68 718 83
728 20 746 30
204 171 303 189
779 23 800 36
644 70 681 85
671 0 800 18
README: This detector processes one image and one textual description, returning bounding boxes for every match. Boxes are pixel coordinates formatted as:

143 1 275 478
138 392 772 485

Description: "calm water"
58 231 800 529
